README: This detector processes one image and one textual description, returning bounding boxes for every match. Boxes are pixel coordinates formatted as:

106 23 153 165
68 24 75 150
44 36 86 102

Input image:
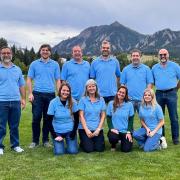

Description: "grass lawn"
0 92 180 180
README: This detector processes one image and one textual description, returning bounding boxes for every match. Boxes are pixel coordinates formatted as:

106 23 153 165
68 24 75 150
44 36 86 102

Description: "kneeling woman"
79 79 106 153
133 88 164 152
47 82 79 155
107 85 134 152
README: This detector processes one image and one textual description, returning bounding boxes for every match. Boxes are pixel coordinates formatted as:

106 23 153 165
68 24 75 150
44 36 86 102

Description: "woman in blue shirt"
133 88 164 152
47 82 79 155
79 79 106 153
107 85 134 152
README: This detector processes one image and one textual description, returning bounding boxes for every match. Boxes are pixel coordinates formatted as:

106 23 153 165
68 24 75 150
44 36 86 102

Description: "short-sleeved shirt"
120 63 153 101
0 63 25 101
47 97 78 133
27 58 60 93
106 101 134 133
152 61 180 90
61 59 90 100
90 56 121 97
78 96 106 131
139 104 164 135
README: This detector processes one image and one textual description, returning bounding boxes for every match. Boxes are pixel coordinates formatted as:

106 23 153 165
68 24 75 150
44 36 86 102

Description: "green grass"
0 93 180 180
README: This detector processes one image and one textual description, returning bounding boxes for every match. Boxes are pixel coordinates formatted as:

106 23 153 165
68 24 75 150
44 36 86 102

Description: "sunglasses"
159 54 167 57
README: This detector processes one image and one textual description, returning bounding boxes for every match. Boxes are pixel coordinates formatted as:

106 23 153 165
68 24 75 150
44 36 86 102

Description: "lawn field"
0 92 180 180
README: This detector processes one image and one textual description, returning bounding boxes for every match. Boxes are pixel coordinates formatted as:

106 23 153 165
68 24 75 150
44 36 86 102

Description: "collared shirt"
90 56 121 97
61 59 90 100
47 97 78 133
0 63 25 101
27 58 60 93
120 63 153 101
78 96 106 130
152 61 180 90
139 104 164 135
106 101 134 133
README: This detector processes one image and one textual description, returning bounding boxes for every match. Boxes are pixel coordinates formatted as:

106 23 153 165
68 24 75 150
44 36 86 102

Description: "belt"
156 87 176 93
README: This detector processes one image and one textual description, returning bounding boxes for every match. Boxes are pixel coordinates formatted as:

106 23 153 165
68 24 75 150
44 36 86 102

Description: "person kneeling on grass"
47 82 79 155
79 79 106 153
107 85 134 153
133 88 165 152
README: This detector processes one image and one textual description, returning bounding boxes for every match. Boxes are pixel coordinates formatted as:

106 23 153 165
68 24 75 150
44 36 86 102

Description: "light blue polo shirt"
152 61 180 90
47 97 78 133
139 104 164 135
61 59 90 100
90 56 121 97
107 101 134 133
27 58 60 93
78 96 106 131
120 63 153 101
0 63 25 101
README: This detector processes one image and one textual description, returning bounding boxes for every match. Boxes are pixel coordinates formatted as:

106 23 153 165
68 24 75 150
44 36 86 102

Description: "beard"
102 51 110 57
160 58 167 64
1 57 12 63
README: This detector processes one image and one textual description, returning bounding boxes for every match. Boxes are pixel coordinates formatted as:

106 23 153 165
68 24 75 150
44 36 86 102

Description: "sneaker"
160 136 167 149
13 146 24 153
111 148 116 152
173 139 179 145
43 142 52 148
29 142 39 149
0 148 3 155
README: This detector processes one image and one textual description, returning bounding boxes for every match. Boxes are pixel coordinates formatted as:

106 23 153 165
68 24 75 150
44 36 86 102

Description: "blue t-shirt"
139 104 164 135
61 59 90 100
27 59 60 93
90 56 121 97
78 96 106 131
47 97 78 133
107 101 134 133
152 61 180 90
120 63 153 101
0 63 25 101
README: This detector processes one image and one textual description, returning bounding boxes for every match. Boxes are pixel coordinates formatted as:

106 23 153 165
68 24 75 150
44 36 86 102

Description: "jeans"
133 128 161 152
32 91 55 144
156 89 179 141
103 96 115 104
78 129 105 153
53 132 78 155
130 100 141 114
0 101 21 149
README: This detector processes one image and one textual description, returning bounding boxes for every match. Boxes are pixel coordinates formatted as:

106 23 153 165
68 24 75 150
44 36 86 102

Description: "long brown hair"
113 85 129 112
58 81 73 115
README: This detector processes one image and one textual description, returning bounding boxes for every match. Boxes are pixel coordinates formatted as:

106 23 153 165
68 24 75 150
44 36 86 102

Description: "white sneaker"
0 148 3 155
160 136 167 149
13 146 24 153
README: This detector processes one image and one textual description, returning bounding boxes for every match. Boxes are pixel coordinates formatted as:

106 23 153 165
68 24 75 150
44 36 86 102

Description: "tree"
0 38 8 49
116 53 130 71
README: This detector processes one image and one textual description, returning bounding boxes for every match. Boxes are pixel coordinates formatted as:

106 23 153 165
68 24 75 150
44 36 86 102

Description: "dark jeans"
130 100 141 114
0 101 21 149
103 96 115 104
156 89 179 141
78 129 105 153
108 130 133 152
32 91 55 144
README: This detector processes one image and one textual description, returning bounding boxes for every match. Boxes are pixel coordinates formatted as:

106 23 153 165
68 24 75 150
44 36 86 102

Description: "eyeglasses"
159 54 167 57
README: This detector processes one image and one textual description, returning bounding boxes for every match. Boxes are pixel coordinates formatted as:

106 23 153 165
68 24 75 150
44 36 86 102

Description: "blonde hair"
142 88 157 108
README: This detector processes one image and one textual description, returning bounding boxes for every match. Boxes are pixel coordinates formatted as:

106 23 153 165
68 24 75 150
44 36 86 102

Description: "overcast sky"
0 0 180 51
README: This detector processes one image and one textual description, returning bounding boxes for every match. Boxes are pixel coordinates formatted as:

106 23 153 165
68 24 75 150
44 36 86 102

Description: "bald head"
158 48 169 64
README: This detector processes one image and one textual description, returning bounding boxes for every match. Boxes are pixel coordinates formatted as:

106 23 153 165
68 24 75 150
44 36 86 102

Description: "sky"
0 0 180 51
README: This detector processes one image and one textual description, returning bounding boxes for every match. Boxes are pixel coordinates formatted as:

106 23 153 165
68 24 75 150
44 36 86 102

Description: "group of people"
0 40 179 156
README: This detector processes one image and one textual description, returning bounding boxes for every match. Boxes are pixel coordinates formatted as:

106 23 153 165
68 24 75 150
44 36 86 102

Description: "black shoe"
173 139 179 145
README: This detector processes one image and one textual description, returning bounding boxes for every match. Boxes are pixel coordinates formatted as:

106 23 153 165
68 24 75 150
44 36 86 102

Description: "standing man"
61 45 90 101
90 40 121 103
0 47 26 155
152 49 180 145
27 44 61 148
120 49 153 113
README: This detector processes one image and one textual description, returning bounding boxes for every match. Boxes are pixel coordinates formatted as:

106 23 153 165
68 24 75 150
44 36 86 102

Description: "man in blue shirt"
61 45 90 101
152 49 180 145
0 47 26 155
27 44 61 148
121 49 153 113
90 40 121 103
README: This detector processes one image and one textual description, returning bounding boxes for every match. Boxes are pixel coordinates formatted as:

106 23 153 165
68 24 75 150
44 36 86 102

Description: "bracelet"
126 131 131 134
97 128 101 131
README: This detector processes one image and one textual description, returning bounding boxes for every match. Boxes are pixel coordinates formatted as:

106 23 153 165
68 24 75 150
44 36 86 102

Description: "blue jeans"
156 89 179 141
32 91 55 144
133 128 161 152
53 132 78 155
130 100 141 114
0 101 21 149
